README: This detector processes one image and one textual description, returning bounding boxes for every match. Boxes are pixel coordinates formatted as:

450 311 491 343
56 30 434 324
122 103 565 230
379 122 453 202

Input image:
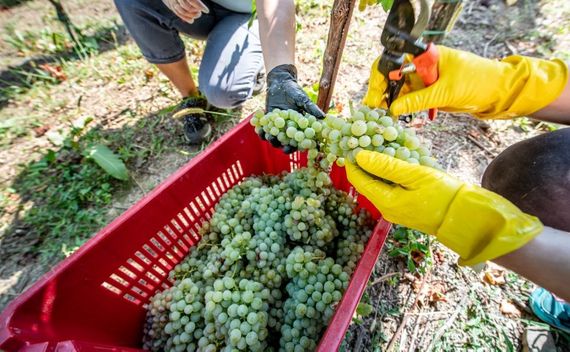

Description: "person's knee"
200 82 250 109
482 128 570 231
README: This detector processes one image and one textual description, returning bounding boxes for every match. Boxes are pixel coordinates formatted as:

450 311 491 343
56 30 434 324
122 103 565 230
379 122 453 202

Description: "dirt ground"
0 0 569 350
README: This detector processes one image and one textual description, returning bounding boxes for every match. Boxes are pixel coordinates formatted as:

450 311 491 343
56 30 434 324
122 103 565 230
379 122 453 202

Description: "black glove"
266 64 325 118
261 64 325 152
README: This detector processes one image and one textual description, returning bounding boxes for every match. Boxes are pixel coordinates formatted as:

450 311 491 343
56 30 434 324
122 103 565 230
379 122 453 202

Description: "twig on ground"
466 135 498 157
387 272 432 351
483 33 499 57
407 315 423 352
131 175 147 194
426 291 470 352
388 314 410 352
354 325 365 351
399 323 408 352
443 142 459 155
504 40 518 55
415 316 432 351
407 310 453 316
369 272 400 287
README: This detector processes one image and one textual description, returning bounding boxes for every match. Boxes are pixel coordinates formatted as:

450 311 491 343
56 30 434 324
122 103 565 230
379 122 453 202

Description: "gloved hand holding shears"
364 0 567 120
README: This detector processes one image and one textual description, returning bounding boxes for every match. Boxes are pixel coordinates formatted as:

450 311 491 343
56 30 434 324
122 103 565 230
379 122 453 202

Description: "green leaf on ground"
380 0 394 12
357 302 374 317
85 144 129 180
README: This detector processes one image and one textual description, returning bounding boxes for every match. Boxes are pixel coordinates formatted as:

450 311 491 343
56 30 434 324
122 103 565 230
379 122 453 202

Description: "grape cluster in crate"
143 107 438 352
143 168 374 352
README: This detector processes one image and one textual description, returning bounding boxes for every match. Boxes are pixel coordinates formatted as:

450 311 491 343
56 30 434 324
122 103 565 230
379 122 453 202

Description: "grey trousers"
114 0 264 108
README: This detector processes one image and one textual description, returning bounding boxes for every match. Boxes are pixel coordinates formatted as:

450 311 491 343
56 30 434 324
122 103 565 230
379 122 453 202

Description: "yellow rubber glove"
363 46 568 119
346 150 543 266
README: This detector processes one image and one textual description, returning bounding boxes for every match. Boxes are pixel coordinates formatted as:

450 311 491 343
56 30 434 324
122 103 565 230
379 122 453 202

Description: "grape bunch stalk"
251 106 441 170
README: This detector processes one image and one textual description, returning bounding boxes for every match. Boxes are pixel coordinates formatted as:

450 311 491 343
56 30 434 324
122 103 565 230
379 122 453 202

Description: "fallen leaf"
468 129 481 138
411 249 426 265
33 125 50 137
427 282 447 303
482 262 506 285
433 249 445 264
144 69 154 80
39 63 67 82
500 300 521 317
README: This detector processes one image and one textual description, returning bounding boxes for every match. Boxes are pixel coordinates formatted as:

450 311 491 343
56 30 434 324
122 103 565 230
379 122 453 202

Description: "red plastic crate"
0 116 391 352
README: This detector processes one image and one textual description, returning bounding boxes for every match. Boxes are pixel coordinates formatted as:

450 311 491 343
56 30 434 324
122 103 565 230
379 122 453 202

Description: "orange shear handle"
413 43 439 120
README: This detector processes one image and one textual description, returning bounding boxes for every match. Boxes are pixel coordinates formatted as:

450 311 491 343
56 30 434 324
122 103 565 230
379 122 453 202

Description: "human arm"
364 46 569 124
256 0 296 72
494 226 570 302
256 0 324 148
344 151 570 301
531 79 570 124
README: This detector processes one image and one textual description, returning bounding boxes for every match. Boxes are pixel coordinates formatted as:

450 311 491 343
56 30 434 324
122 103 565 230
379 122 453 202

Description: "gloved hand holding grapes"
345 151 543 266
263 64 325 153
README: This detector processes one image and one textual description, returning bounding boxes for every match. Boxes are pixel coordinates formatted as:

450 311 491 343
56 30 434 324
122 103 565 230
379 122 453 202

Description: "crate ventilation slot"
289 152 302 171
100 160 247 305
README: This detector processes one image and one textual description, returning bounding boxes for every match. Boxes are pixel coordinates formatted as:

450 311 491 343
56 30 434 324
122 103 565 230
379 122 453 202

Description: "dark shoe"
184 115 212 145
176 95 212 145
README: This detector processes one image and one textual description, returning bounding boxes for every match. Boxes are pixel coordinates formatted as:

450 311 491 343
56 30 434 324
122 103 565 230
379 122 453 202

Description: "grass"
386 225 433 275
0 20 125 135
433 289 517 351
0 11 210 261
1 105 185 260
0 5 237 262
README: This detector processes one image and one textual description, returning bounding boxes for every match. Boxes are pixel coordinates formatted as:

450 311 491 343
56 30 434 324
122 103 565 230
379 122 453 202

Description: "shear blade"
383 0 415 42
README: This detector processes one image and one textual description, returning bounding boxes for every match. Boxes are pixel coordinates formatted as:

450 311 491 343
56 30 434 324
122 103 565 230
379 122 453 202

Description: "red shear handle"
413 43 439 120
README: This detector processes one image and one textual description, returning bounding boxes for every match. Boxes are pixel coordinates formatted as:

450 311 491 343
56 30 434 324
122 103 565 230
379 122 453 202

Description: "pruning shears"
378 0 439 120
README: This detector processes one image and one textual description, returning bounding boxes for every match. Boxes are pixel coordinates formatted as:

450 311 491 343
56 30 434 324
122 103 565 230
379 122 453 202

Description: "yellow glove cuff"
436 184 543 266
475 57 568 119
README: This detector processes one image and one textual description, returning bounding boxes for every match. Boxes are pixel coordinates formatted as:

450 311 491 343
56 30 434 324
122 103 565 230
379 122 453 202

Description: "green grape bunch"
143 164 377 351
251 106 441 171
279 247 350 351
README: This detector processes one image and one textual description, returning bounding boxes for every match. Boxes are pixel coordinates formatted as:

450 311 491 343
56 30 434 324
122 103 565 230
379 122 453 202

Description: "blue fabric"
114 0 263 108
530 287 570 333
211 0 251 13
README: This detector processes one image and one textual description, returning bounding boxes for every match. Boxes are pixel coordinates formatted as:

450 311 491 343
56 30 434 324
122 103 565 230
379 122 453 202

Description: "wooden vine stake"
423 0 463 43
316 0 357 113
